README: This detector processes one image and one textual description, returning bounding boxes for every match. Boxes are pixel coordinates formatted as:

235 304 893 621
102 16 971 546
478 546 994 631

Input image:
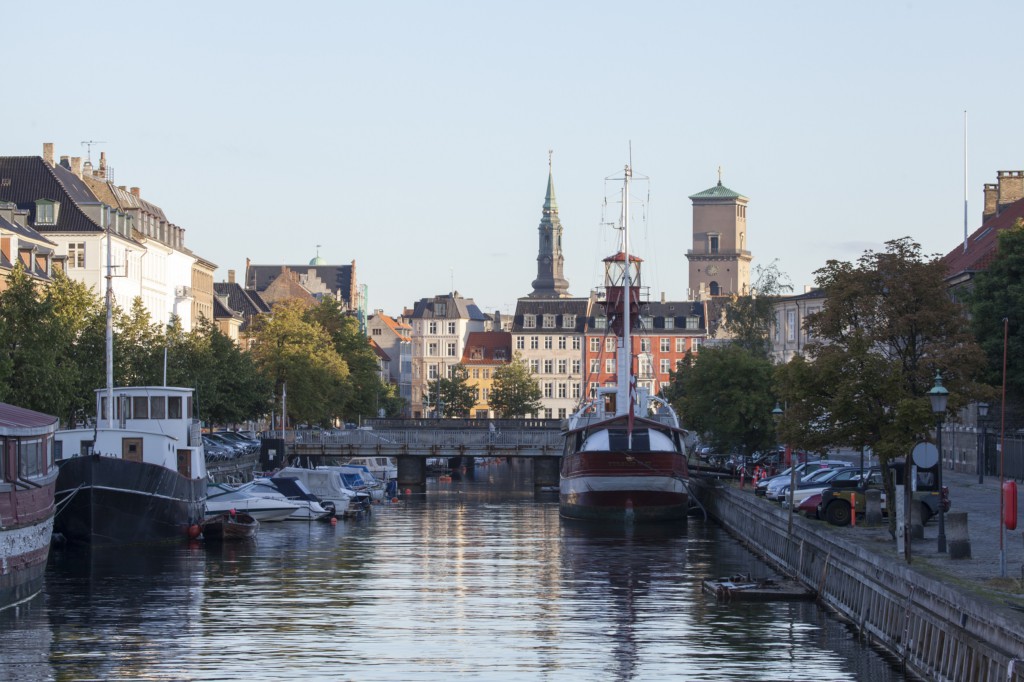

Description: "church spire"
529 151 571 299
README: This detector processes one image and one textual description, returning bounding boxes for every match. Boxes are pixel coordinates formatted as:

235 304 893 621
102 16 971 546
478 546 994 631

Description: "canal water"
2 460 908 681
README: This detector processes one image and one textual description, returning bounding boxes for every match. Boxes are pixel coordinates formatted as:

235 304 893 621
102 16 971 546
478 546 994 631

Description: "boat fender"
188 524 201 539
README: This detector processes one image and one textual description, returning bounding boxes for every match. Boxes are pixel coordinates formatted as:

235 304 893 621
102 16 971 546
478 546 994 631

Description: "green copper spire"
530 150 571 298
544 149 558 212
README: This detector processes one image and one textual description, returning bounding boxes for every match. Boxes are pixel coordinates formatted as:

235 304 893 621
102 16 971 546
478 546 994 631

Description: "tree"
667 345 777 455
305 297 383 420
427 364 477 417
249 299 350 426
722 261 793 357
777 237 987 529
489 353 543 418
114 297 165 386
47 271 107 424
966 219 1024 402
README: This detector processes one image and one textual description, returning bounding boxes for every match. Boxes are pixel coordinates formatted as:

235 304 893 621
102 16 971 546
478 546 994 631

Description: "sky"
7 1 1024 318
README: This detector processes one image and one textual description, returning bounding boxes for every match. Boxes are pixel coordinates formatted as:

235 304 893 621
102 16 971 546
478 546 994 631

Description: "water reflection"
0 460 907 681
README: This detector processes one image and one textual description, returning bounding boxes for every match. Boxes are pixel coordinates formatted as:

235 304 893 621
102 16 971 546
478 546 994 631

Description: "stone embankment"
691 471 1024 682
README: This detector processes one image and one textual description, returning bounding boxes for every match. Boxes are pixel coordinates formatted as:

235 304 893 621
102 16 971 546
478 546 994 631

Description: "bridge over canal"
261 419 566 494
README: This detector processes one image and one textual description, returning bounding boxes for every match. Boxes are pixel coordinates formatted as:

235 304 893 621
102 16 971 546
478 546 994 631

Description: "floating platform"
702 574 815 602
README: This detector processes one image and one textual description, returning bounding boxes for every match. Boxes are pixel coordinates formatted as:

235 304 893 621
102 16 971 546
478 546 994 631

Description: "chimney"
42 142 54 166
98 152 107 179
83 160 93 176
983 183 999 221
130 187 140 198
71 157 82 178
228 269 236 284
60 155 70 169
661 291 666 304
997 171 1024 211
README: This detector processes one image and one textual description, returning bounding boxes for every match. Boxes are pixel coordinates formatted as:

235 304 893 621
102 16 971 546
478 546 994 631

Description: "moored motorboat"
0 402 59 611
248 477 334 521
559 164 690 523
205 481 300 522
201 511 259 541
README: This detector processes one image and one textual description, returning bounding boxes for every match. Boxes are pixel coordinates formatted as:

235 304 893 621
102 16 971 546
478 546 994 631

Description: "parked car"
796 493 823 519
755 460 852 497
214 431 259 454
768 466 846 502
818 461 950 526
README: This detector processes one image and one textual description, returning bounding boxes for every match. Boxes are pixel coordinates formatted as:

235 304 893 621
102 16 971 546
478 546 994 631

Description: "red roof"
461 331 512 365
944 197 1024 278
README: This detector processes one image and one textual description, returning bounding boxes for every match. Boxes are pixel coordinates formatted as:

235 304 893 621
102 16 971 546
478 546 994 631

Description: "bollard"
947 512 971 559
851 493 857 527
864 489 883 526
909 500 924 540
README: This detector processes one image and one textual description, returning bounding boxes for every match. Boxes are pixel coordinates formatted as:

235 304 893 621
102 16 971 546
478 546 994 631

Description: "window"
571 359 580 373
572 383 581 399
435 303 447 316
372 327 382 336
589 359 600 374
639 356 652 377
641 315 653 329
18 438 45 478
544 383 553 398
558 408 567 419
68 242 85 268
558 336 567 350
563 314 576 328
660 359 671 374
447 342 457 356
428 364 439 379
544 409 552 419
544 337 553 349
640 338 651 352
692 339 702 352
543 359 553 373
530 336 539 349
686 316 699 330
472 369 480 378
664 317 674 330
660 338 670 352
133 396 149 419
168 396 183 419
774 312 782 342
709 234 719 254
429 321 438 334
605 359 615 374
482 388 490 401
543 314 556 329
605 338 615 352
524 315 536 329
150 397 166 419
494 350 506 360
483 369 490 379
590 338 601 352
428 342 439 356
571 337 580 350
35 200 58 225
516 336 525 350
530 360 540 373
447 322 456 335
557 359 567 373
787 310 797 342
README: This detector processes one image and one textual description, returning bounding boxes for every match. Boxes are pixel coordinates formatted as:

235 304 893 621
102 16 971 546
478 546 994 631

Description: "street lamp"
928 371 949 553
772 403 796 536
977 402 989 484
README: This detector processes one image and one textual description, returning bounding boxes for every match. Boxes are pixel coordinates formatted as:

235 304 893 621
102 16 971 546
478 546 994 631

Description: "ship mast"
619 165 632 414
105 210 114 428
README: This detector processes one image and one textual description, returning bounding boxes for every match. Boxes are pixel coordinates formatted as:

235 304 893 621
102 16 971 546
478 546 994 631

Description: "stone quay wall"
692 480 1024 682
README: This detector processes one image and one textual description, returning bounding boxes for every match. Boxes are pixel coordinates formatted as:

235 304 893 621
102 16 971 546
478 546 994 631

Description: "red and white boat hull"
560 450 688 522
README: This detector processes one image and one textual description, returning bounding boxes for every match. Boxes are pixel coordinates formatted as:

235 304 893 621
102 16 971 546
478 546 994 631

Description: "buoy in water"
391 497 399 503
405 488 412 496
330 516 338 526
188 524 201 539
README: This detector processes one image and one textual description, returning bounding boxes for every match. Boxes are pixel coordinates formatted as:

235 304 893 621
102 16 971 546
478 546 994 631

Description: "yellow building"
461 331 512 419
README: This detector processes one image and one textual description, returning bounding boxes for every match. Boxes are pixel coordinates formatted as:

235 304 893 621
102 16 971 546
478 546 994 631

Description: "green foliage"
249 299 350 426
723 261 792 357
114 297 165 386
427 364 477 417
489 353 543 418
966 220 1024 400
305 298 384 420
667 345 777 455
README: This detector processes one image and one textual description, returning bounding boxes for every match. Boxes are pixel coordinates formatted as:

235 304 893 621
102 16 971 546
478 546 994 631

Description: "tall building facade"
686 176 752 300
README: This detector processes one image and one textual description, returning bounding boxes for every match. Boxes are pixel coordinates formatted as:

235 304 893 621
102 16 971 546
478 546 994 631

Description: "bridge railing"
263 428 565 449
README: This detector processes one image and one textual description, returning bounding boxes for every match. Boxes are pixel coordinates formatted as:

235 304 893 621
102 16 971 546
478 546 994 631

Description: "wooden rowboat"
202 512 259 541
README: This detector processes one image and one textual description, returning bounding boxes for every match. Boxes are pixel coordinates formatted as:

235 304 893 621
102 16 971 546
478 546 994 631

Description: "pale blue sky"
8 1 1023 316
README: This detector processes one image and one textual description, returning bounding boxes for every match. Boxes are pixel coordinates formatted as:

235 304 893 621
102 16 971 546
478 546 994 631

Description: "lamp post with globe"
928 372 949 554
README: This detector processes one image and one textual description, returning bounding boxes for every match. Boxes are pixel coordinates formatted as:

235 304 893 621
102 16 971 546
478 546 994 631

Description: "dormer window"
594 316 607 330
35 199 58 226
543 314 556 329
435 302 447 316
563 314 576 329
664 317 675 330
524 314 536 329
470 347 483 360
641 315 653 329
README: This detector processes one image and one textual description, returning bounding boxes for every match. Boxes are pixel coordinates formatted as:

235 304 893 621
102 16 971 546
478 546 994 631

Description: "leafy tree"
47 271 107 424
249 299 349 426
305 297 381 420
777 237 987 530
667 345 777 455
489 353 543 418
427 364 476 417
722 261 792 357
114 297 165 386
966 219 1024 402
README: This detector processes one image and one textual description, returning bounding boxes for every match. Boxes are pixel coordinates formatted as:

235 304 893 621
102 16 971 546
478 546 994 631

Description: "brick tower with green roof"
685 171 751 300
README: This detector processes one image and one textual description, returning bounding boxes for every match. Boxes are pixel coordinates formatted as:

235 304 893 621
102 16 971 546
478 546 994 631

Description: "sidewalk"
761 465 1024 614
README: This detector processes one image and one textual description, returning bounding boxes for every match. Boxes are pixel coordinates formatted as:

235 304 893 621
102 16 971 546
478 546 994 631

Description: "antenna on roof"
81 141 106 164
